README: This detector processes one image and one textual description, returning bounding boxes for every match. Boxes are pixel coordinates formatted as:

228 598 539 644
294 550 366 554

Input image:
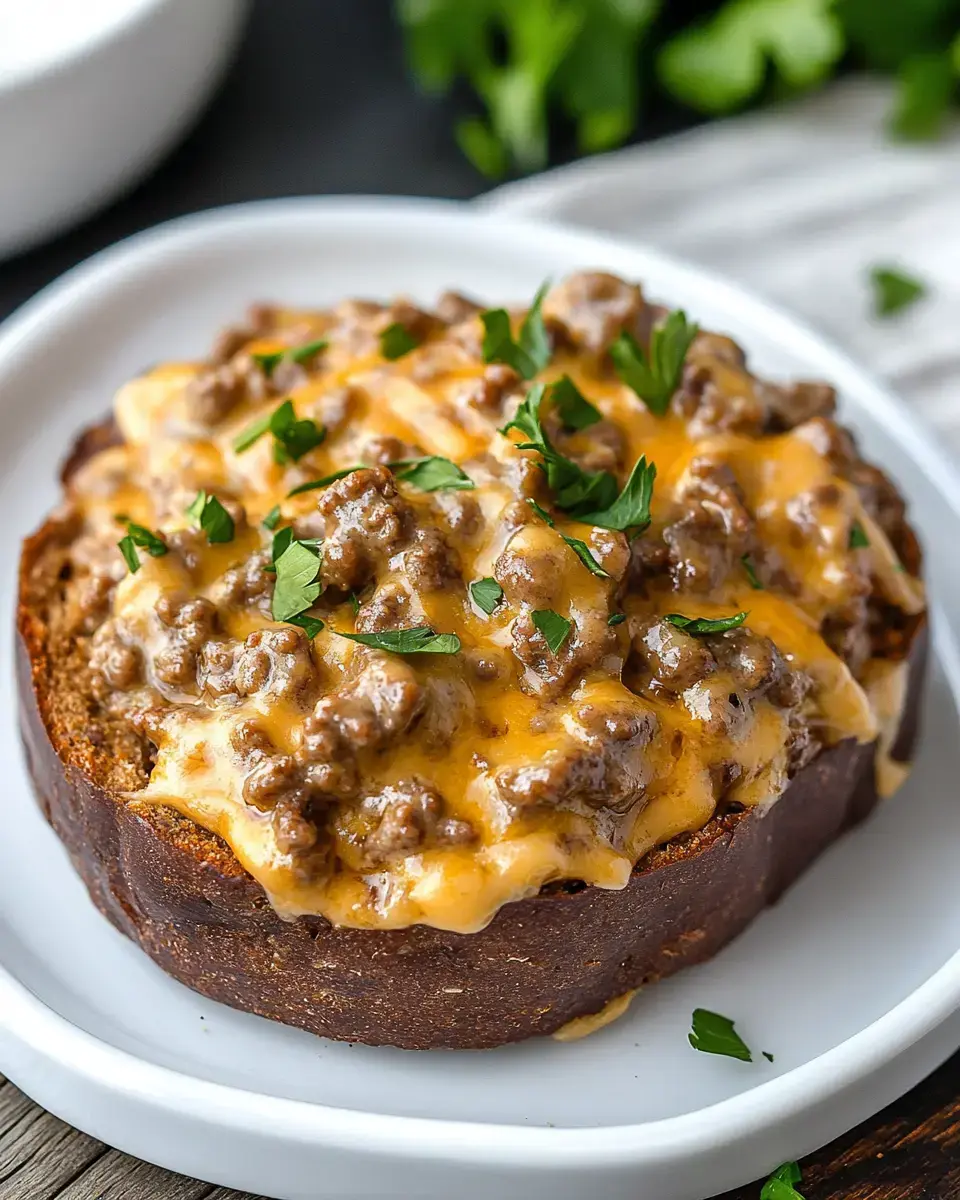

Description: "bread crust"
15 424 928 1050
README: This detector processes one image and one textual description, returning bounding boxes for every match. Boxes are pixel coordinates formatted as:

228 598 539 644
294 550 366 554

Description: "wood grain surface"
2 1051 959 1199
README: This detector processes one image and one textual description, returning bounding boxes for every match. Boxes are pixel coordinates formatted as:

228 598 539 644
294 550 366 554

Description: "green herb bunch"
396 0 960 177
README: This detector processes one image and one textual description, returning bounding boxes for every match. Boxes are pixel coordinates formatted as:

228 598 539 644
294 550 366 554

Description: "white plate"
0 198 958 1200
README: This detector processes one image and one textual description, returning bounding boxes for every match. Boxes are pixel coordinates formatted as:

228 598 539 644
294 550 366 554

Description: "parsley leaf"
117 521 168 573
576 455 656 533
525 494 610 578
287 466 364 497
551 375 601 431
263 505 282 530
665 611 748 636
849 520 870 548
471 576 504 615
390 456 475 492
253 338 328 377
608 612 627 626
271 539 322 623
233 400 325 463
741 553 763 589
335 627 461 655
688 1008 753 1062
532 609 572 654
186 491 235 544
380 323 420 360
481 282 552 379
869 265 927 318
890 51 955 140
611 310 698 416
760 1161 805 1200
287 613 324 639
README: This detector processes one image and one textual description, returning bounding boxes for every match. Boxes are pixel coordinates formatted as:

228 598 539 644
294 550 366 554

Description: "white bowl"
0 198 958 1200
0 0 248 259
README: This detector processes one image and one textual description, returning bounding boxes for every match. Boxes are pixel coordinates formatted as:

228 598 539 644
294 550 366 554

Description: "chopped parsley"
262 505 282 530
253 338 328 377
688 1008 753 1062
390 455 475 492
551 375 601 431
271 538 322 623
610 309 698 416
117 521 168 574
287 465 364 497
665 611 748 636
380 323 420 360
481 282 551 379
531 609 572 654
471 576 504 615
760 1161 804 1200
186 491 235 544
849 520 870 549
335 627 461 655
762 1051 775 1063
741 553 763 589
576 455 656 533
233 399 325 464
608 613 627 626
287 613 324 639
869 265 927 318
525 495 610 578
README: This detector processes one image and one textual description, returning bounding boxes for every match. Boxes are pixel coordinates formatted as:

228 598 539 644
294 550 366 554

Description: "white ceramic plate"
0 198 958 1200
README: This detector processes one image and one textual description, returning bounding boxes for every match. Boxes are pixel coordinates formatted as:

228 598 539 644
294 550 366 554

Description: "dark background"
0 0 699 325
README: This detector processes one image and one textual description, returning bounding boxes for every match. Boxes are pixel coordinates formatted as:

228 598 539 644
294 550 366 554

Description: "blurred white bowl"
0 0 249 260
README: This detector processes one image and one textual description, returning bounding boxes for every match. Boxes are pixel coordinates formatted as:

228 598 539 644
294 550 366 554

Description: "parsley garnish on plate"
117 521 167 574
186 491 235 544
849 520 870 549
287 466 364 497
688 1008 753 1062
390 456 475 492
335 627 461 655
665 611 748 636
233 399 325 464
471 577 504 615
532 609 572 654
869 265 927 318
741 553 763 589
610 310 698 416
760 1161 804 1200
271 538 322 623
253 338 328 377
551 375 601 431
380 323 421 360
481 281 551 379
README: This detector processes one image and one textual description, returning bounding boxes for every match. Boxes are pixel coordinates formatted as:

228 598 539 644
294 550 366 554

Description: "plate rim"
1 193 958 1168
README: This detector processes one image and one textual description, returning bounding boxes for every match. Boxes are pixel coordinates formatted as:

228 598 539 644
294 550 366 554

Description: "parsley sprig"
253 338 328 378
688 1008 753 1062
271 537 322 623
117 521 168 574
552 375 601 430
481 282 551 379
665 611 748 636
186 491 235 544
390 456 475 492
610 310 698 416
336 627 461 655
287 465 364 497
233 399 325 464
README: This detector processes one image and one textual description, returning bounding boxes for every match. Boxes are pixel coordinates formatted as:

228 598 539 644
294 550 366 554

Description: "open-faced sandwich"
17 273 926 1049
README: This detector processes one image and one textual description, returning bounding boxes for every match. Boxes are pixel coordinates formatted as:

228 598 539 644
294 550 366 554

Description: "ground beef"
458 363 522 419
662 458 754 593
232 627 317 705
495 536 566 609
401 527 462 592
762 381 836 431
218 549 273 612
317 466 412 590
363 434 419 466
432 489 484 539
496 696 656 815
511 607 616 700
152 595 219 690
356 778 475 867
674 367 765 439
89 619 142 694
543 272 646 356
354 582 413 634
435 291 482 325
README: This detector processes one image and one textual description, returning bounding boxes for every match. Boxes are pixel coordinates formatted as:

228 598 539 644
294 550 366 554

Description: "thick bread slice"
17 445 928 1048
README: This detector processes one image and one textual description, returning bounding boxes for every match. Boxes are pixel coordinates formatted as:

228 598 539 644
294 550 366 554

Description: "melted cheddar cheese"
63 280 924 933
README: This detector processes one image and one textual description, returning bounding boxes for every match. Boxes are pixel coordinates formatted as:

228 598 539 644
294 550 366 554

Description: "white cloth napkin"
480 79 960 459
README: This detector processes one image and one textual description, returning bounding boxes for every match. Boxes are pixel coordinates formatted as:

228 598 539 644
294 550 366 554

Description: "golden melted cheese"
67 295 924 934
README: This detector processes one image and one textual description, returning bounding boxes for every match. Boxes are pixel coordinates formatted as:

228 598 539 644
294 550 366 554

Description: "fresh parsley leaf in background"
688 1007 753 1061
390 456 476 491
551 374 601 430
186 491 235 544
336 627 462 655
890 51 957 139
532 608 573 654
471 576 504 615
611 310 698 416
288 466 364 497
287 613 325 639
665 611 748 635
849 520 871 548
253 339 328 377
271 539 322 623
760 1161 805 1200
380 323 421 360
481 282 551 379
869 265 928 317
233 399 325 463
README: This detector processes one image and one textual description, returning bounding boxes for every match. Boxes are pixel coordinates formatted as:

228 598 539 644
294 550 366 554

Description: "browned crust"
15 430 929 1051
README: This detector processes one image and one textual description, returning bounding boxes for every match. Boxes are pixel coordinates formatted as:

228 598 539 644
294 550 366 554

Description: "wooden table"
2 1049 959 1198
